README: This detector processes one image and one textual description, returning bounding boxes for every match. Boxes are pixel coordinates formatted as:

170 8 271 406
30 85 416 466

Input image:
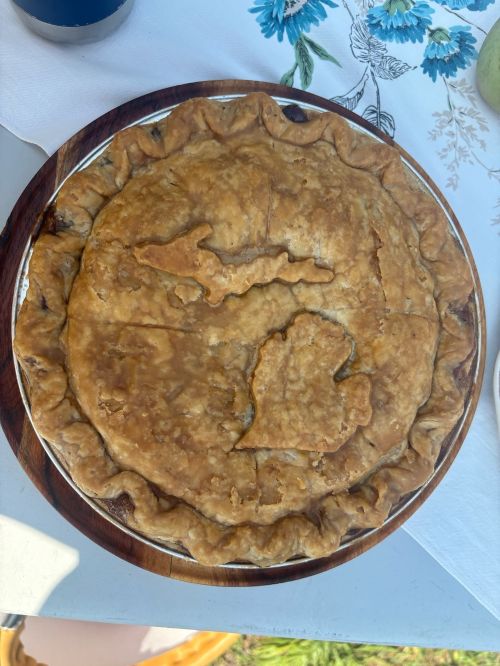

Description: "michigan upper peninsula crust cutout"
134 222 334 305
135 227 370 453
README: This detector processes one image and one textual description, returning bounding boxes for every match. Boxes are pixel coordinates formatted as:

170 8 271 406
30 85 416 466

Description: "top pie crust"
14 93 476 566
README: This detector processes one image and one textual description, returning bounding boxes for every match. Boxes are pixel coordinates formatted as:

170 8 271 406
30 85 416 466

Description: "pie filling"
14 94 475 566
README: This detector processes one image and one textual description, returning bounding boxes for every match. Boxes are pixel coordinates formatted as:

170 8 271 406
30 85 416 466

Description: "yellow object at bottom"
135 632 239 666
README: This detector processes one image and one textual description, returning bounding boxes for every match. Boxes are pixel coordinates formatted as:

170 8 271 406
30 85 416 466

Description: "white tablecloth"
0 0 499 620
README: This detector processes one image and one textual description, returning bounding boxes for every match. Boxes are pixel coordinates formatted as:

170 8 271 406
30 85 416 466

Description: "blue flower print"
432 0 471 8
366 0 434 44
250 0 338 44
433 0 494 9
466 0 495 11
421 26 477 81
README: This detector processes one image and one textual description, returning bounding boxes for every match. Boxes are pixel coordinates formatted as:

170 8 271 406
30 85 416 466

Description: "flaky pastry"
14 94 476 566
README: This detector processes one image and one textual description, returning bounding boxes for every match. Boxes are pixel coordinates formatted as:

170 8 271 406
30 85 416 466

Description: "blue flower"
466 0 495 11
250 0 338 44
366 0 434 43
432 0 471 8
433 0 494 9
421 26 477 81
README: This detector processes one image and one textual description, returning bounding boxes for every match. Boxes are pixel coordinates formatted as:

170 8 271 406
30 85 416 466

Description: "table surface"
1 124 500 651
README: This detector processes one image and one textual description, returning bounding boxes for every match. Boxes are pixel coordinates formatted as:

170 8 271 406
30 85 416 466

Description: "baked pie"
14 93 476 566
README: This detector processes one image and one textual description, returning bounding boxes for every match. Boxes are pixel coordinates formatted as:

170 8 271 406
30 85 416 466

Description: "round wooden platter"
0 80 486 586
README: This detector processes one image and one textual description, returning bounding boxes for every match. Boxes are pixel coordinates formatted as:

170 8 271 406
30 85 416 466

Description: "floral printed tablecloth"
0 0 499 618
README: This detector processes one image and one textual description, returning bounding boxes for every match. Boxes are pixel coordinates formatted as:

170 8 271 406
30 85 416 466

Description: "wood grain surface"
0 80 486 586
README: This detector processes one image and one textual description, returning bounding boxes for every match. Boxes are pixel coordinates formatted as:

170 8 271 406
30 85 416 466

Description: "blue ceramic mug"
11 0 135 43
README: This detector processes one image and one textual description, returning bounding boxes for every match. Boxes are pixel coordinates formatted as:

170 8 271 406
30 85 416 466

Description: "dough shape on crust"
237 312 372 453
134 223 334 305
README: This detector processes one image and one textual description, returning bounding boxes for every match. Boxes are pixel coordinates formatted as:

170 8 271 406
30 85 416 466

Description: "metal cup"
11 0 135 44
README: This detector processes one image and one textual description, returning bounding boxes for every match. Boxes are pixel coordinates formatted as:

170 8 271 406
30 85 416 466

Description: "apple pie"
14 93 476 566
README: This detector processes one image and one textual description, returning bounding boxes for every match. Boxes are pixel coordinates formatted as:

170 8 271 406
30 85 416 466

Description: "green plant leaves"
289 34 342 90
253 637 334 665
215 637 500 666
303 35 341 67
280 63 298 87
294 36 314 88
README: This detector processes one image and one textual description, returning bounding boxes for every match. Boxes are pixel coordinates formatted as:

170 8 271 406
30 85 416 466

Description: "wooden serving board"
0 80 486 586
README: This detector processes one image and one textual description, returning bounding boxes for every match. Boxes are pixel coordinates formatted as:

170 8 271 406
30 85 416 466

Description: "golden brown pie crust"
14 93 476 566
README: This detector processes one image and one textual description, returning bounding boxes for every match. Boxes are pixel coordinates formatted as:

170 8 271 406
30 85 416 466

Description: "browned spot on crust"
103 493 134 522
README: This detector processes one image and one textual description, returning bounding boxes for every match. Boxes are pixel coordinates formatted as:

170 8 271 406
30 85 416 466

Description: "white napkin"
1 0 499 618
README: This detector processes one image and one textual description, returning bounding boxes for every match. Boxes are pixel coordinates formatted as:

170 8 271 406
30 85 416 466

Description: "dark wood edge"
0 80 486 586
